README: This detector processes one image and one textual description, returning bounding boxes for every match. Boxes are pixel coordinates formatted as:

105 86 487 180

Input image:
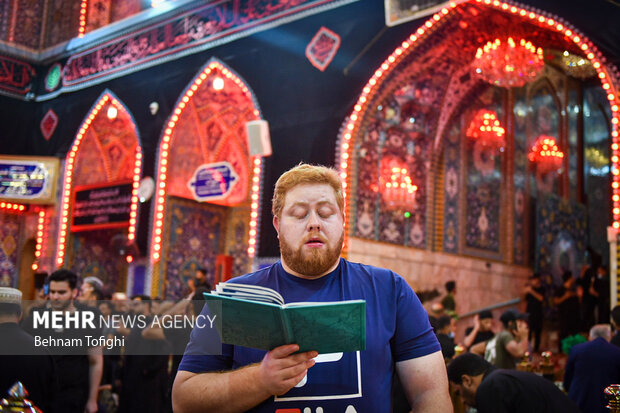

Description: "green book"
203 283 366 354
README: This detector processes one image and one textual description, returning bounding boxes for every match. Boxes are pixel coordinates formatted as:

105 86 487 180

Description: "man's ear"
273 215 280 235
72 288 79 300
461 374 473 387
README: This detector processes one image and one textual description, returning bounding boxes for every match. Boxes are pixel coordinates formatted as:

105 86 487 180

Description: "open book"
203 282 366 354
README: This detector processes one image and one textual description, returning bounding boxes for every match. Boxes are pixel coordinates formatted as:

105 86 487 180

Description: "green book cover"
203 291 366 354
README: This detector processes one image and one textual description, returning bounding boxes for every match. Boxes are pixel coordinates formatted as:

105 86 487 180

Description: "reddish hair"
272 163 344 217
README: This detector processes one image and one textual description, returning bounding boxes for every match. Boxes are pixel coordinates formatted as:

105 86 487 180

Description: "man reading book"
172 163 451 412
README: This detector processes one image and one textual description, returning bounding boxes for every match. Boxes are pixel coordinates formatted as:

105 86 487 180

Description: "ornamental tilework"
163 197 228 299
72 98 138 186
513 92 528 265
43 0 81 48
167 69 256 206
536 194 586 286
11 0 44 49
68 95 139 283
443 123 460 253
0 0 10 42
463 90 504 256
68 229 126 291
225 215 251 277
86 0 112 33
529 83 561 196
109 0 142 22
0 212 21 287
353 77 440 249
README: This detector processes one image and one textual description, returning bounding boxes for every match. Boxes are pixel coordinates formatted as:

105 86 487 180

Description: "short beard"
50 300 72 311
280 232 344 277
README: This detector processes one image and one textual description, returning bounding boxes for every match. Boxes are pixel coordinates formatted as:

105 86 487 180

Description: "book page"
284 301 366 354
215 282 285 306
204 294 288 350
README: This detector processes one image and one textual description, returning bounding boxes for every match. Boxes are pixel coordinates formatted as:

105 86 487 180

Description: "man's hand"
258 344 317 396
84 398 98 413
473 314 480 330
515 320 529 340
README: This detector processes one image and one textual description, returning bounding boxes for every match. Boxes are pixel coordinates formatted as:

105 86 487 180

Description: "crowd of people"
419 273 620 413
0 267 211 413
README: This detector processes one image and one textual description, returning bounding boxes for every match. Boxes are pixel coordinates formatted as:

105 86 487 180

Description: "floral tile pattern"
0 212 20 287
162 197 227 299
536 194 586 285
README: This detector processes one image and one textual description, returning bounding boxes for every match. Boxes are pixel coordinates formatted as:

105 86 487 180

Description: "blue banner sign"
188 162 238 202
0 157 59 203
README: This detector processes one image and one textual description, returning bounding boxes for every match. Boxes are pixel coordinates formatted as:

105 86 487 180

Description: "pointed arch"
336 0 620 253
149 58 265 298
55 90 143 276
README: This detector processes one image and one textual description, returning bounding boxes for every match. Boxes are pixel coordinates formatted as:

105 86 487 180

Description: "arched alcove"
336 0 619 310
149 58 264 299
56 91 142 291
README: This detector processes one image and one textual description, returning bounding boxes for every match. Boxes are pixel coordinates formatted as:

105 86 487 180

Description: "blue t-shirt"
179 258 439 413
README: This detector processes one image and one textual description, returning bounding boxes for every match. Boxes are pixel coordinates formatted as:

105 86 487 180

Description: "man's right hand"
258 344 317 396
515 320 529 340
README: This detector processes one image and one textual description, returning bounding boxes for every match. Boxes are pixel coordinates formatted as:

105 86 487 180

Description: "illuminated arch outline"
336 0 620 253
78 0 88 38
55 90 143 266
149 58 265 271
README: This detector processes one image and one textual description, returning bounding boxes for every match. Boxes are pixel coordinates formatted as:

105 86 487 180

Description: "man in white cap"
0 287 57 412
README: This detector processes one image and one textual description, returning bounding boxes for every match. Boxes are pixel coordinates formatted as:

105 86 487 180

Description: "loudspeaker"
246 120 272 157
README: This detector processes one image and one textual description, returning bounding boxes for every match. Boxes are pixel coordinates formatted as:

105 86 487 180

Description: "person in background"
591 266 611 324
447 353 580 413
435 315 457 361
523 273 544 352
24 269 103 413
463 310 495 351
0 287 57 412
554 271 580 346
442 280 457 314
118 295 169 413
79 276 104 304
611 305 620 347
564 324 620 413
576 264 596 332
428 301 445 332
481 309 529 369
143 286 210 413
188 268 209 294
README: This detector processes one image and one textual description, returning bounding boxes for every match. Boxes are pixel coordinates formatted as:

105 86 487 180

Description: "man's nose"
307 211 321 231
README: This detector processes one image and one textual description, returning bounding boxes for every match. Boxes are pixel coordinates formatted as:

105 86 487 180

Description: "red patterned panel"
86 0 111 33
109 0 142 24
73 130 108 187
11 0 44 49
305 27 341 71
73 97 138 186
167 110 204 198
168 67 257 205
0 0 11 42
43 0 81 48
40 109 59 141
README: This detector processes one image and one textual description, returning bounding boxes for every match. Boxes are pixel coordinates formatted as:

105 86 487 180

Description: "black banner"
72 182 132 231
